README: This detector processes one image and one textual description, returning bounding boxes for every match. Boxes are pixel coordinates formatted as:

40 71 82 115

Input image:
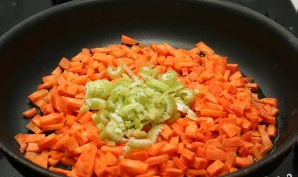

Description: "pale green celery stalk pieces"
85 79 112 99
106 64 125 79
86 98 106 110
82 65 197 150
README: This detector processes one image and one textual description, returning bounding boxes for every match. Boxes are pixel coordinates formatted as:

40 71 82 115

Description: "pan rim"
0 0 297 176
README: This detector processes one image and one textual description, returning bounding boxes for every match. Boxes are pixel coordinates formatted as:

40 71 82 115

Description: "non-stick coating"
0 0 297 176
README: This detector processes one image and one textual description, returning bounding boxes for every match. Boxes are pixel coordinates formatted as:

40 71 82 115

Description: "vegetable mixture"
15 35 278 177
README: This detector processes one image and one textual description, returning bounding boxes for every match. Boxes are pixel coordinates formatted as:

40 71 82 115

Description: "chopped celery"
132 129 147 138
103 120 127 143
79 104 90 112
106 64 124 79
147 124 164 143
175 97 198 121
159 95 177 123
86 98 106 110
159 71 184 91
139 66 159 78
96 123 105 131
85 80 112 99
82 65 197 148
178 88 195 105
159 71 178 85
145 78 170 92
94 110 110 125
126 138 152 149
118 103 141 117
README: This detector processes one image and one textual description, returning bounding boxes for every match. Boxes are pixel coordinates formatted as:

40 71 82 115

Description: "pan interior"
0 0 297 176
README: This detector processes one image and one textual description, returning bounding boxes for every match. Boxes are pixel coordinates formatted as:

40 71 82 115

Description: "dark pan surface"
0 0 297 176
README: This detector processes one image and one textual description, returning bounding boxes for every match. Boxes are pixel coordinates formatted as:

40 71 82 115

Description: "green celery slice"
126 138 152 149
106 64 125 79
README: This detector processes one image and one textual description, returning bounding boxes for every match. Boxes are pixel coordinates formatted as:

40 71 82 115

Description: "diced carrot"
241 118 252 132
101 145 124 157
126 149 149 161
258 125 274 152
153 44 170 56
51 66 62 75
119 159 148 175
26 121 43 134
185 124 198 139
74 145 97 177
65 136 80 154
24 152 39 162
221 137 244 149
226 64 239 73
250 146 263 161
225 152 236 170
145 154 169 166
113 57 134 66
31 114 42 127
135 167 157 177
59 57 71 70
181 148 196 161
148 141 167 157
159 143 177 155
200 109 227 118
206 159 225 177
245 83 258 90
38 133 58 151
64 81 79 97
72 75 89 85
73 132 88 146
40 113 64 126
196 147 206 158
267 124 277 138
229 71 243 81
23 108 38 118
186 169 207 176
221 123 241 138
106 165 120 176
105 151 118 166
14 134 27 153
160 124 173 140
23 134 46 143
235 156 253 168
204 137 221 148
26 143 41 152
173 156 188 171
48 150 64 166
42 123 64 132
77 111 93 125
164 168 183 176
121 35 138 45
192 156 208 169
258 98 278 107
91 47 112 54
28 89 48 103
61 156 76 166
61 96 84 108
94 158 107 177
205 145 228 161
32 150 50 168
196 42 214 56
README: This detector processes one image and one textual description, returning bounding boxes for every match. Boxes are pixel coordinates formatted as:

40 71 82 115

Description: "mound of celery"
81 65 197 150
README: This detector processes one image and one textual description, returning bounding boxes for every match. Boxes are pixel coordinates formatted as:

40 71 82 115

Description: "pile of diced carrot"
15 35 277 177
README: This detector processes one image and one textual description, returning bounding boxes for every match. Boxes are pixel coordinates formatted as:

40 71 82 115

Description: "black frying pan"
0 0 297 176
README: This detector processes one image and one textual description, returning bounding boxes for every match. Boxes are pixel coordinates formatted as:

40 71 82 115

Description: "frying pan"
0 0 297 176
